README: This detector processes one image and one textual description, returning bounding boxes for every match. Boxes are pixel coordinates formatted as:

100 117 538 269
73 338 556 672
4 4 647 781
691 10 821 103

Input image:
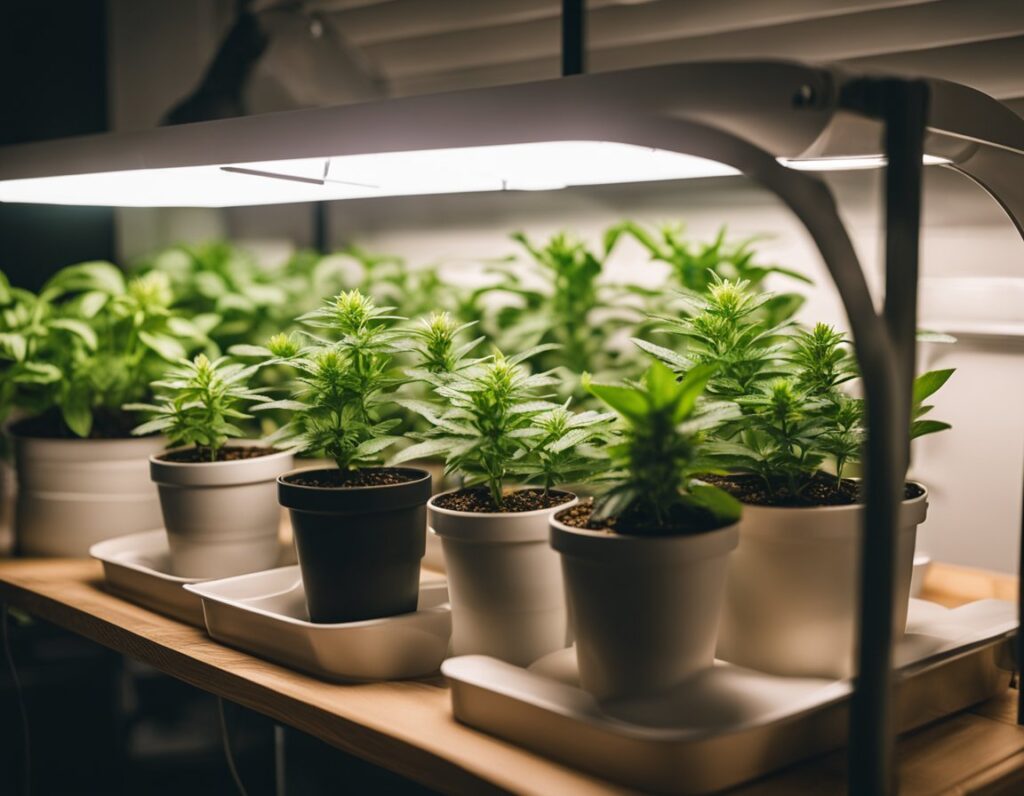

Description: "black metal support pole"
840 78 930 796
562 0 586 77
313 201 328 254
1019 468 1024 723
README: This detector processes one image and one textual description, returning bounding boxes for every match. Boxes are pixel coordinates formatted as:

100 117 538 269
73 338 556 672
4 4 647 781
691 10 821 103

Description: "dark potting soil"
434 487 573 514
158 446 277 463
12 409 139 440
701 473 925 508
286 468 416 489
556 500 724 537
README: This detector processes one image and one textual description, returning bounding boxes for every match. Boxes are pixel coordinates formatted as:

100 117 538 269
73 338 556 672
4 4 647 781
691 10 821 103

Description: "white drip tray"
90 529 297 627
186 567 451 682
444 599 1017 794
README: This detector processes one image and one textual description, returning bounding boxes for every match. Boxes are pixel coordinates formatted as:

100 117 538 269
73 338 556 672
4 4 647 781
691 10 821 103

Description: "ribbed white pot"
550 514 739 702
150 446 294 578
716 484 928 679
12 430 165 557
429 489 577 666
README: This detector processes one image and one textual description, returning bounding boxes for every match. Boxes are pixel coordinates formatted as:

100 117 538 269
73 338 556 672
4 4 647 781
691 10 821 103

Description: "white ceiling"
274 0 1024 108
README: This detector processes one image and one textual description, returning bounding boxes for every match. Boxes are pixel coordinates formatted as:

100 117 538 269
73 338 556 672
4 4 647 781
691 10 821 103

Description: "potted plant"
126 353 292 578
259 290 432 624
392 342 612 665
2 263 207 556
692 321 953 678
549 361 742 701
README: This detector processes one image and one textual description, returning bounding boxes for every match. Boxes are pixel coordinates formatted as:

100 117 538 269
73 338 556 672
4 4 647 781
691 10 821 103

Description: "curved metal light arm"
621 113 907 796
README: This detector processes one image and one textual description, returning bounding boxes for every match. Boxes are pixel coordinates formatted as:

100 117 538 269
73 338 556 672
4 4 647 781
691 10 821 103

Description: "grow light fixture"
779 154 952 171
0 142 737 207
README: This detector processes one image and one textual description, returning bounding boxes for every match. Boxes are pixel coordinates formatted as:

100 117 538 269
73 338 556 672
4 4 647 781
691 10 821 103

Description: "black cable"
2 604 31 796
217 696 251 796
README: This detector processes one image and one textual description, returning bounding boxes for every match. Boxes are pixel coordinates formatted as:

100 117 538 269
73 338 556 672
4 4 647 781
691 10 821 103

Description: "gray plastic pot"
716 484 928 679
11 424 165 557
429 489 577 666
551 513 740 702
278 467 432 624
150 446 294 578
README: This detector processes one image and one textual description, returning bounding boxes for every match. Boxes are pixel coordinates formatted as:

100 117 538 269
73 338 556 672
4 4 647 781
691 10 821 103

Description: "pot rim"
151 443 295 488
278 466 433 514
550 513 740 563
428 487 577 520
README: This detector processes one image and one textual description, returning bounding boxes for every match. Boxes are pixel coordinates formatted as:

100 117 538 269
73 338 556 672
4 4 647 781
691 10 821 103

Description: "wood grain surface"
0 555 1019 795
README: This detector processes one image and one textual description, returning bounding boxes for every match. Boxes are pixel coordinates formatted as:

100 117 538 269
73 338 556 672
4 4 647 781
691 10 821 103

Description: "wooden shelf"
0 556 1020 795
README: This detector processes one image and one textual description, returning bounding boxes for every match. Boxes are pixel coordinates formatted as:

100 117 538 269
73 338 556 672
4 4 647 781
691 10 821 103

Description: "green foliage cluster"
126 354 265 460
0 262 207 438
392 344 611 507
254 290 411 471
585 361 741 533
636 277 955 501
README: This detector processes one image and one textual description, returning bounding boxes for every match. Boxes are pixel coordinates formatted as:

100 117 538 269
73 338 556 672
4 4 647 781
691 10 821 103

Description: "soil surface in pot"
434 487 572 514
702 473 925 507
12 409 139 439
285 468 416 488
158 445 277 463
556 500 723 536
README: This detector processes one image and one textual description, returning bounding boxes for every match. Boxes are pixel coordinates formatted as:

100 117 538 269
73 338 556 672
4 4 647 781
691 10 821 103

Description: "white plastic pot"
428 489 577 666
716 484 928 679
12 428 165 557
150 446 294 578
550 514 739 702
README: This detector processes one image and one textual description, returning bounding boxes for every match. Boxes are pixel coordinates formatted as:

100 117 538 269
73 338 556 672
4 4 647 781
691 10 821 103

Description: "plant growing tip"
126 353 266 460
586 360 742 533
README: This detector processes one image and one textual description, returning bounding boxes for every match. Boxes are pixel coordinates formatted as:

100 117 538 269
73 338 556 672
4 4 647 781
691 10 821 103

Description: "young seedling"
604 222 810 325
585 361 741 534
256 290 410 473
391 345 564 508
126 354 265 461
634 276 790 399
706 322 955 502
513 403 615 493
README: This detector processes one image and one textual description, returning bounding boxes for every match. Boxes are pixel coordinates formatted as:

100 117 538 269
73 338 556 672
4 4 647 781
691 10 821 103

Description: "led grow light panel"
0 141 738 208
779 154 952 171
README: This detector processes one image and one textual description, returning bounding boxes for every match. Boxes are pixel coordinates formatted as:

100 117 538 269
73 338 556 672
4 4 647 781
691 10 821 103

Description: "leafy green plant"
125 354 264 460
705 323 954 499
605 222 810 325
513 403 613 492
255 290 410 472
1 263 206 438
585 361 741 534
476 232 644 389
390 345 566 507
634 276 789 399
135 241 292 352
407 312 485 376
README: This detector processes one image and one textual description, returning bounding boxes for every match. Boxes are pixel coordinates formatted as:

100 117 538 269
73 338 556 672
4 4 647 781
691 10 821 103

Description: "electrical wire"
217 696 251 796
2 603 31 796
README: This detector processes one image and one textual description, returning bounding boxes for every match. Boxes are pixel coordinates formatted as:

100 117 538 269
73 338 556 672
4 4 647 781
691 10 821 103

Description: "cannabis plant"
126 354 265 460
255 290 410 472
585 361 741 533
634 276 790 399
478 232 643 390
513 403 614 492
706 322 954 498
605 222 810 325
407 312 485 376
390 346 565 507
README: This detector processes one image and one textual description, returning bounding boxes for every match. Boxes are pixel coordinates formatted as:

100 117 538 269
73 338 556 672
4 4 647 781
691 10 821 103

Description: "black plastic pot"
278 467 432 623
